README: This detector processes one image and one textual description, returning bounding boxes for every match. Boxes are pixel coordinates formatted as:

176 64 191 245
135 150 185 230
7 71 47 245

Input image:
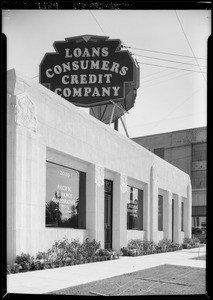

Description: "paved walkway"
6 245 206 294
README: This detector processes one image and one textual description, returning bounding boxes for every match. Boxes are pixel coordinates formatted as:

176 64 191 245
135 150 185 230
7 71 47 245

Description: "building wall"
7 69 192 264
132 127 207 226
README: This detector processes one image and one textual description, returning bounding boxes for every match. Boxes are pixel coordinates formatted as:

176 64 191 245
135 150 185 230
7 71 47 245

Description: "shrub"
81 238 101 258
36 251 48 260
157 239 173 252
127 239 157 255
183 237 200 247
48 237 70 261
95 248 110 257
9 237 108 273
11 263 21 273
120 247 129 256
15 253 34 265
120 247 137 256
14 253 34 272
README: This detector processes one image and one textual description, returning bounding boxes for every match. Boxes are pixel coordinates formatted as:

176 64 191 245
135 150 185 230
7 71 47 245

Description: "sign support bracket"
109 100 130 138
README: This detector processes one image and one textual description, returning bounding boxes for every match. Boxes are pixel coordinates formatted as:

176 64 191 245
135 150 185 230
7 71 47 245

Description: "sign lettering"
39 35 139 107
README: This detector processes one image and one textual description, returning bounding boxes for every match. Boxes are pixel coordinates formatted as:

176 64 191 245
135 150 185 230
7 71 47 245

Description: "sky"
2 9 211 138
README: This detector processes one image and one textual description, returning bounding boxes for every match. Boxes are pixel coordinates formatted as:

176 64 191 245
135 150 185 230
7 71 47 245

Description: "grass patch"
191 254 206 260
47 264 205 296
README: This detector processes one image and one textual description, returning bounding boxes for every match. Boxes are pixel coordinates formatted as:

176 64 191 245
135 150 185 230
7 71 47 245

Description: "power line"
142 63 198 85
141 58 201 80
132 53 206 68
132 111 206 128
174 10 206 82
143 86 204 135
142 70 194 89
125 46 206 60
89 10 107 36
137 61 206 73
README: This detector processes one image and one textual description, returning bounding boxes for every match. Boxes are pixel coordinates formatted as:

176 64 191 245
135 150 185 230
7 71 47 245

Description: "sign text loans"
39 35 137 107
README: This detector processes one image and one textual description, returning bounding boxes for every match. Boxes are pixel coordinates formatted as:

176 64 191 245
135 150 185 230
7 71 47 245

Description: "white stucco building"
7 69 192 264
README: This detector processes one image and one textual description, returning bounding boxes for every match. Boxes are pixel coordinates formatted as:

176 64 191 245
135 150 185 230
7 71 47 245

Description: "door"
104 179 113 249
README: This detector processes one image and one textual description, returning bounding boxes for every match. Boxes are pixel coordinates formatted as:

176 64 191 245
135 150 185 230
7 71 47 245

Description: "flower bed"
120 237 200 257
8 238 119 274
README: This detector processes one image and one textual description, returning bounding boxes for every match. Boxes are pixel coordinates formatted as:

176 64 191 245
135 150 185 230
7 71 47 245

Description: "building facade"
132 127 207 230
7 69 192 264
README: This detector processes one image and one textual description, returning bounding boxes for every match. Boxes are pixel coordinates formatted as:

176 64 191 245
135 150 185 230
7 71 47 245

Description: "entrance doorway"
104 179 113 249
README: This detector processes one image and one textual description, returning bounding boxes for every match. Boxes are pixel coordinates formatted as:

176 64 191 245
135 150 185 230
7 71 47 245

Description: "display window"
46 161 86 228
127 186 143 230
158 195 163 231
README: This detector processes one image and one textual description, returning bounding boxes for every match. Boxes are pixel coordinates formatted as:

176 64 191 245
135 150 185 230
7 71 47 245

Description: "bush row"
7 238 119 274
120 237 201 256
7 237 202 273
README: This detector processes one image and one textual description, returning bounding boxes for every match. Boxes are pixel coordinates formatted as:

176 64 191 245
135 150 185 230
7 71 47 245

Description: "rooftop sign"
39 35 139 107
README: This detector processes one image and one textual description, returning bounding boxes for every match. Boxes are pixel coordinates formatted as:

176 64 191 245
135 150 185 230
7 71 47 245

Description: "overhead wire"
141 57 205 80
140 55 206 85
141 60 207 88
131 111 206 133
174 10 206 82
142 64 200 85
132 53 206 68
143 86 205 135
125 46 206 60
89 10 107 36
137 61 206 73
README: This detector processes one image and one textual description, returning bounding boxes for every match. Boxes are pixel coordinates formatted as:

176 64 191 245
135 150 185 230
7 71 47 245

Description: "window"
192 143 207 162
192 216 206 229
158 195 163 231
191 170 206 189
191 142 207 189
192 206 206 217
181 202 184 232
154 148 165 159
46 161 86 228
127 186 143 230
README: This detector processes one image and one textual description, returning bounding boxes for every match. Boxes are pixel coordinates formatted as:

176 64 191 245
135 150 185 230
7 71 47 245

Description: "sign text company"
39 35 138 107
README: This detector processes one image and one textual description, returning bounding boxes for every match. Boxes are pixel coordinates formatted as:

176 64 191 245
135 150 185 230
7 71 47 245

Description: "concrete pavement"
6 245 206 294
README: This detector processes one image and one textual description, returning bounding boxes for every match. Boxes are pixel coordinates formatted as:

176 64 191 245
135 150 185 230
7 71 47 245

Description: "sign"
39 35 139 107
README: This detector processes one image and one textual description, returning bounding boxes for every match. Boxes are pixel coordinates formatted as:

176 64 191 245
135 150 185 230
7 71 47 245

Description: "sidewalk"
6 245 206 295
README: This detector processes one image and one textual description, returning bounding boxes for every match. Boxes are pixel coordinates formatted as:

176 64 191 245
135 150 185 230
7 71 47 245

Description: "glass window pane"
127 186 143 230
46 161 86 228
105 180 112 193
191 170 206 188
181 202 184 232
192 143 207 162
158 195 163 231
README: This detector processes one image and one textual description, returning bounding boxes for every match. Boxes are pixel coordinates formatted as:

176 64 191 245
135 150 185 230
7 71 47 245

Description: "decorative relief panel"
120 173 127 193
95 163 104 187
15 94 37 132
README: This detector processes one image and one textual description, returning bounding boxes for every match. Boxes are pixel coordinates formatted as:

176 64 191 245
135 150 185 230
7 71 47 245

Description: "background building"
132 127 207 230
